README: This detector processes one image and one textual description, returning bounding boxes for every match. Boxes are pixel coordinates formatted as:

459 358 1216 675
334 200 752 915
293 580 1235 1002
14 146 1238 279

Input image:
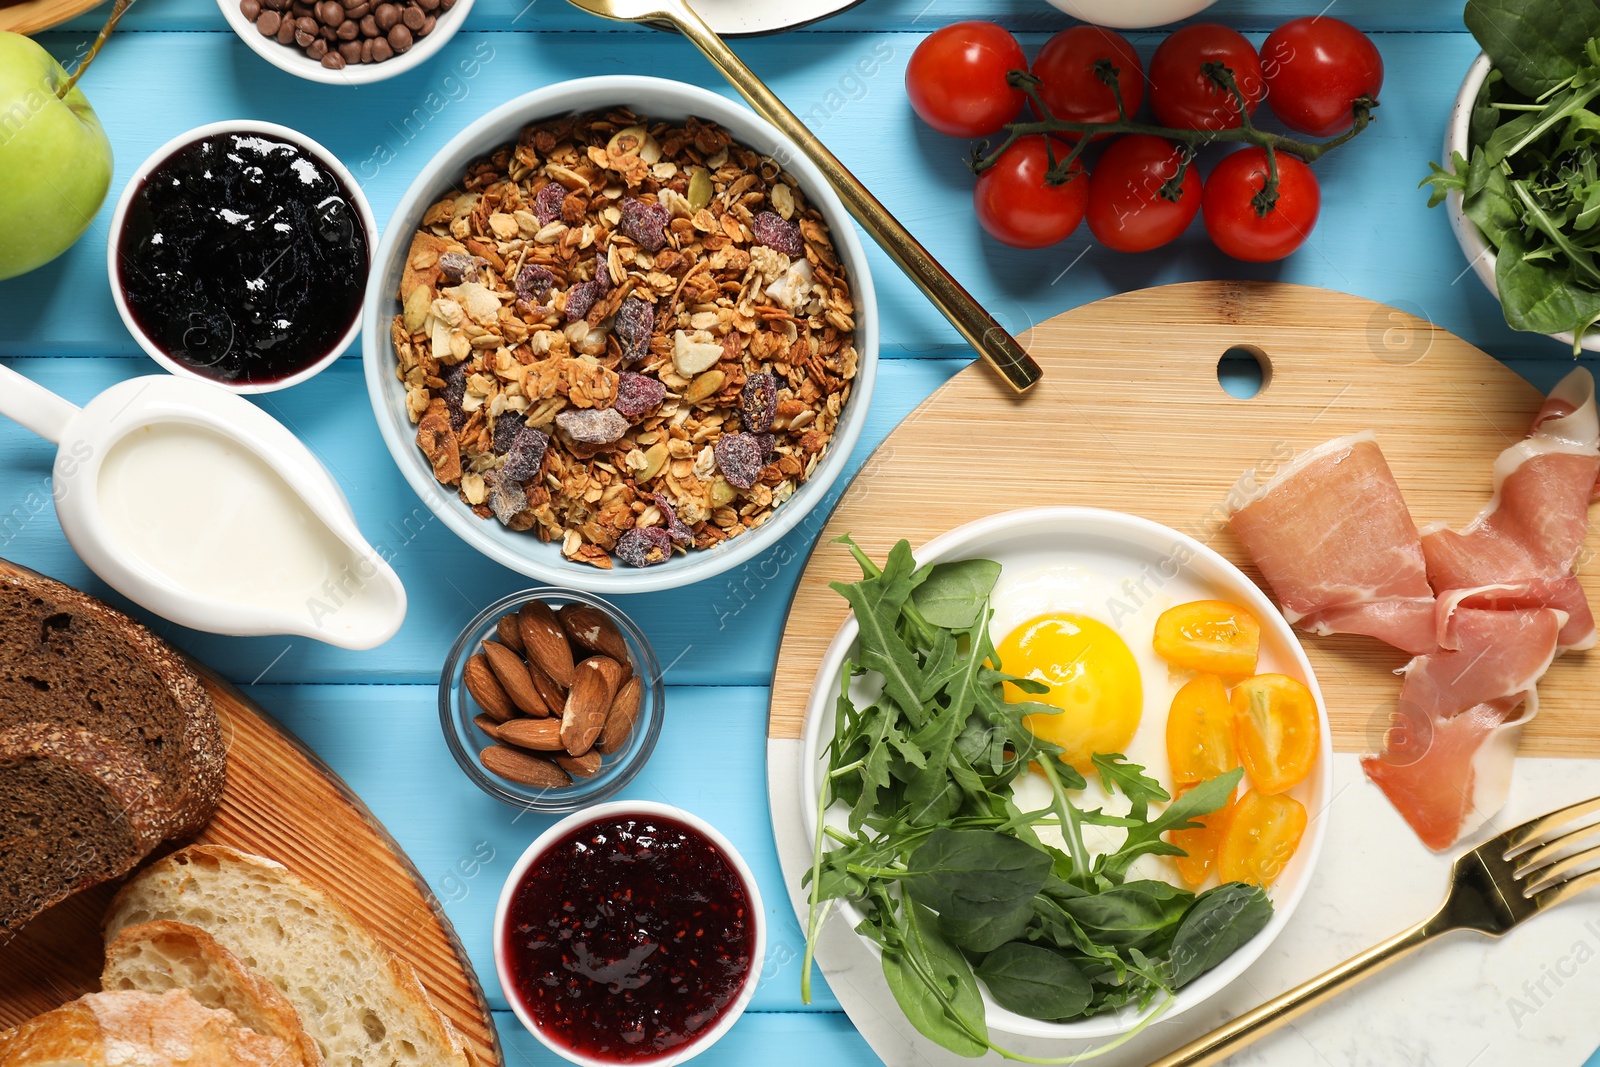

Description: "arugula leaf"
1101 768 1241 883
977 943 1093 1021
910 558 1003 628
1168 883 1273 989
1465 0 1600 97
882 901 990 1058
1092 753 1171 823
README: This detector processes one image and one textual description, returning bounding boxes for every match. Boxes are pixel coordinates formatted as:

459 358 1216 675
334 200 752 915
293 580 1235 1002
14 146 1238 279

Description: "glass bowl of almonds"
440 587 664 811
362 76 877 593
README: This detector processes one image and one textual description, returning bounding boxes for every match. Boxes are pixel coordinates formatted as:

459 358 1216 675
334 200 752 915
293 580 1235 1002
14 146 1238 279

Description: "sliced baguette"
0 989 293 1067
104 845 472 1067
102 920 321 1067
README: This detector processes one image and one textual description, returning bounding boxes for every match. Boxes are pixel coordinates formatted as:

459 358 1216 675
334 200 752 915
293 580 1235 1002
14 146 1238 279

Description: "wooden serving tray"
0 0 105 35
770 281 1600 758
0 561 502 1067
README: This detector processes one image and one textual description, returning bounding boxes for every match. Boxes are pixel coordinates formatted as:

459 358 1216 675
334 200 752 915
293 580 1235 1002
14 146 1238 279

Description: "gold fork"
1149 793 1600 1066
560 0 1044 394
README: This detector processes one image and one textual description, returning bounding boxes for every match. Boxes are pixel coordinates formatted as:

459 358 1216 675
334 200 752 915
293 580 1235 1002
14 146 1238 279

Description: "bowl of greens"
793 508 1332 1054
1425 3 1600 353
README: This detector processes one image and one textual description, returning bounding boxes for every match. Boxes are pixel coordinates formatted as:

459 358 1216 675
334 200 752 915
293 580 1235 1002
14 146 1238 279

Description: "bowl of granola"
363 76 877 592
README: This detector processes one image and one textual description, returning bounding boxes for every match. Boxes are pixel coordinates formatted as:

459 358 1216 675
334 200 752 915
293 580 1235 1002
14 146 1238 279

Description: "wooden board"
0 0 105 35
0 561 502 1067
770 281 1600 758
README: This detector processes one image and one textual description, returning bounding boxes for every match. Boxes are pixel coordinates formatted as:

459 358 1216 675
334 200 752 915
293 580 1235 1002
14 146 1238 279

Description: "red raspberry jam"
503 814 755 1063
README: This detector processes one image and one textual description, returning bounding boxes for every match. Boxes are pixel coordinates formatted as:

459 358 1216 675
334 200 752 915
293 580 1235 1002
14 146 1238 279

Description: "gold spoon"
562 0 1044 393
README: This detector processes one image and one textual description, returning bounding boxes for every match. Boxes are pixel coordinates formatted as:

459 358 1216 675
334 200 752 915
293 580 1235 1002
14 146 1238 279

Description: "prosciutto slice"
1420 369 1600 652
1361 608 1562 850
1228 433 1438 655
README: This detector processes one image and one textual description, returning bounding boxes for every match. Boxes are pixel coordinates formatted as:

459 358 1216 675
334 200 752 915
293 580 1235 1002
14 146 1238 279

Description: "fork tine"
1499 794 1600 857
1520 842 1600 895
1513 818 1600 877
1532 865 1600 912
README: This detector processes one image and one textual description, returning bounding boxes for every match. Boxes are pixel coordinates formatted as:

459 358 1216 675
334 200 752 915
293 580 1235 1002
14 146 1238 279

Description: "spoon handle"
0 362 79 445
665 8 1043 393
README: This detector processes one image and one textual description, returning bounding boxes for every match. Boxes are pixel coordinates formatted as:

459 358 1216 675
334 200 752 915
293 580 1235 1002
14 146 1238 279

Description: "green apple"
0 32 113 281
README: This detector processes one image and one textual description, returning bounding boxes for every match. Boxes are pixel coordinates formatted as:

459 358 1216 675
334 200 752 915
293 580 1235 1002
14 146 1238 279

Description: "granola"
390 110 859 569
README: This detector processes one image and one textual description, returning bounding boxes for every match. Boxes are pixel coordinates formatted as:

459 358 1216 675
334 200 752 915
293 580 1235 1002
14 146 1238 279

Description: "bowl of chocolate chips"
362 76 878 593
219 0 471 82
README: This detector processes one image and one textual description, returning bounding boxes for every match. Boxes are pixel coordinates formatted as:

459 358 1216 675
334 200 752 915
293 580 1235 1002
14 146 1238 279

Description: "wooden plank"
0 562 503 1067
770 281 1600 758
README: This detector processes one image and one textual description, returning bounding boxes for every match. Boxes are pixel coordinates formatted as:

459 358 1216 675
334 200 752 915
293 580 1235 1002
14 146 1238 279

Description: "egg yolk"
996 612 1143 772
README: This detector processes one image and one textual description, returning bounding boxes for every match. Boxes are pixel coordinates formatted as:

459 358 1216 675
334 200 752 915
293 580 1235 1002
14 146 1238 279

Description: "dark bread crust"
0 724 167 933
0 572 224 836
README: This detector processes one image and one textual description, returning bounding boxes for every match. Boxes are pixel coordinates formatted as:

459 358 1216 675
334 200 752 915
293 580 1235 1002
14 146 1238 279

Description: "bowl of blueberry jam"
108 121 376 394
494 801 766 1066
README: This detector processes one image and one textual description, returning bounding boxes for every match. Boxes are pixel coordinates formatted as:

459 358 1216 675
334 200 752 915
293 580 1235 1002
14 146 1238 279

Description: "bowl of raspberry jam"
494 801 766 1066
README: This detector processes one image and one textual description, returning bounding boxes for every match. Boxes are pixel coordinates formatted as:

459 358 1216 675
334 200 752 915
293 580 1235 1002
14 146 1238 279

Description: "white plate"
685 0 863 36
783 506 1333 1044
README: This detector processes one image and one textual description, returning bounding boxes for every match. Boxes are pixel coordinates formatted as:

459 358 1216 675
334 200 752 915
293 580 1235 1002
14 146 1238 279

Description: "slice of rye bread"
104 846 474 1067
103 920 323 1067
0 724 170 934
0 570 224 837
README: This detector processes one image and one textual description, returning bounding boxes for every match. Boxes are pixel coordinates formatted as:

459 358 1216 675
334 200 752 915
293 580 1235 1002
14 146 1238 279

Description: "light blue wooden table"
5 1 1600 1063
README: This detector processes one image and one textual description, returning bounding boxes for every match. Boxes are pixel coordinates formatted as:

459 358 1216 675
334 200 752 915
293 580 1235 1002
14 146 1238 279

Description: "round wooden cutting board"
0 560 502 1067
769 280 1600 759
0 0 106 35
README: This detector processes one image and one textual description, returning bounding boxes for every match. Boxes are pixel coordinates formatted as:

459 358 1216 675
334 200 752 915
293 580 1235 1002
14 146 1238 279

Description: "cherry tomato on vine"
1148 23 1266 131
974 136 1088 248
1086 135 1201 253
905 21 1026 138
1031 25 1145 136
1261 17 1384 137
1202 147 1320 262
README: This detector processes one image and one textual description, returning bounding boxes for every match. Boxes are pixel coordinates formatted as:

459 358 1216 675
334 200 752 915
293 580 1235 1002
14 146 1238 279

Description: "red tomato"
1148 23 1265 131
1031 25 1145 134
1086 135 1201 253
1261 16 1384 136
905 21 1026 137
1201 147 1320 261
973 137 1088 249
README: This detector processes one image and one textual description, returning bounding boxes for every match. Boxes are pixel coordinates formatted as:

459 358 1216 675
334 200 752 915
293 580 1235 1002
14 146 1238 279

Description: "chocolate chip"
339 38 362 60
371 36 392 59
276 15 297 41
360 37 375 60
420 13 434 33
307 37 329 58
295 26 316 45
321 49 345 67
336 18 359 39
316 1 342 23
256 9 281 33
374 2 398 27
347 2 370 19
240 0 261 18
401 4 424 29
386 22 411 51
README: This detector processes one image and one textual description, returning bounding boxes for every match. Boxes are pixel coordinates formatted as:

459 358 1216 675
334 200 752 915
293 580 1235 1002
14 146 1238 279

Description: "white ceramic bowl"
1443 52 1600 352
217 0 473 85
108 120 378 394
493 800 767 1067
362 76 878 593
1042 0 1218 28
797 506 1333 1041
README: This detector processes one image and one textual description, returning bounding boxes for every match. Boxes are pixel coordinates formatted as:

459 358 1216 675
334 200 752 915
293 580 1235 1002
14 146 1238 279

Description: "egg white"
989 563 1197 888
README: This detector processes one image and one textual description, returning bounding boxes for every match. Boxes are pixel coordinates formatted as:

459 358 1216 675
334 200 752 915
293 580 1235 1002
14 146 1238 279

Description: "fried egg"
989 563 1186 886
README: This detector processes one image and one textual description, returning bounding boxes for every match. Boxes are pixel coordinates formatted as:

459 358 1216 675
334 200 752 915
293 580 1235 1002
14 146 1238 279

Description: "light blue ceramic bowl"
362 76 878 593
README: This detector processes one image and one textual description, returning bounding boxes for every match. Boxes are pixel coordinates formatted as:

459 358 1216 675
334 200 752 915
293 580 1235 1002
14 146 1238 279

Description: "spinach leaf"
905 828 1051 920
1056 880 1193 950
882 901 990 1057
910 558 1003 628
1497 226 1600 344
977 943 1094 1021
1465 0 1600 98
1168 883 1273 989
940 900 1034 953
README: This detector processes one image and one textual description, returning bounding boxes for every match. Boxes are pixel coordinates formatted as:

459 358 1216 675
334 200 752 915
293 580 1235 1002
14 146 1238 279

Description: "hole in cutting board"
1217 345 1271 399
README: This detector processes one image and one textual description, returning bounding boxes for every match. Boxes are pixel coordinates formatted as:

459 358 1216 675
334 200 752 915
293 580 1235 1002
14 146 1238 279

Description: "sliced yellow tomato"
1169 784 1237 887
1231 673 1319 795
1166 674 1240 788
1217 790 1307 888
1152 600 1261 676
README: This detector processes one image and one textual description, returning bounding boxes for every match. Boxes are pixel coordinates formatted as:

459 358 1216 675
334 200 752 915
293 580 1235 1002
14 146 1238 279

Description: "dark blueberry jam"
503 814 756 1063
116 132 367 386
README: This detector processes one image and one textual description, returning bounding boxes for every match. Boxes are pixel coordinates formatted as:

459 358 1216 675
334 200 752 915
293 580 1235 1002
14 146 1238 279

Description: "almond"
579 655 623 706
464 653 517 722
519 600 575 688
496 612 526 654
498 717 565 752
597 675 642 754
555 750 602 779
560 664 612 756
526 658 568 715
473 713 503 740
479 745 572 788
558 603 631 665
481 639 548 717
